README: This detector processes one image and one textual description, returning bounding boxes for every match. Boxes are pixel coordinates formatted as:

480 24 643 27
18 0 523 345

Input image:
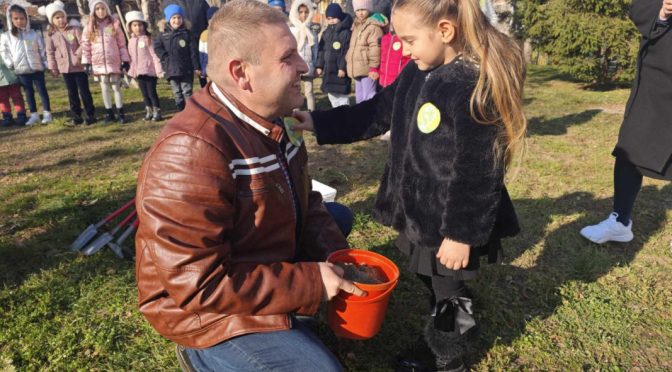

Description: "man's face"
52 12 67 29
170 14 183 29
247 23 308 117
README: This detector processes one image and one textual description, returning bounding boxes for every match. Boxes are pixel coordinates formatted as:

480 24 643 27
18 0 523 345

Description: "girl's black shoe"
118 108 127 124
104 109 116 124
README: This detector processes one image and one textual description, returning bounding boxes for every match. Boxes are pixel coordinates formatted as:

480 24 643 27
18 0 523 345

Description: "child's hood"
5 3 31 31
288 0 314 28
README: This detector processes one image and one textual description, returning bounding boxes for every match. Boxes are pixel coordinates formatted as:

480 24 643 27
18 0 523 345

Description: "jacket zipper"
61 30 73 71
18 32 34 73
100 25 108 74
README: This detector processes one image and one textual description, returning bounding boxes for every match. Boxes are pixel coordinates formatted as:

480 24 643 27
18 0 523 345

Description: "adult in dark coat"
581 0 671 244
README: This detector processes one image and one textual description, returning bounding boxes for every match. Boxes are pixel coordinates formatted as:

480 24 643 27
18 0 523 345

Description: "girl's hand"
291 111 315 132
369 71 379 81
83 64 92 75
315 68 322 76
337 69 345 78
436 238 470 271
195 69 202 76
661 0 672 20
50 70 59 78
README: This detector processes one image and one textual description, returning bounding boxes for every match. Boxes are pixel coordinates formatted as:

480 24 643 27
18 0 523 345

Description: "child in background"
81 0 130 124
289 0 316 111
44 0 96 125
125 11 163 121
345 0 387 103
295 0 526 369
0 39 26 127
198 6 218 87
0 4 52 125
377 24 410 140
154 5 200 111
315 3 352 108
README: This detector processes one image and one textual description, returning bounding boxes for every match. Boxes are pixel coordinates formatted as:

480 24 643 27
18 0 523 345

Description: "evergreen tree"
514 0 639 84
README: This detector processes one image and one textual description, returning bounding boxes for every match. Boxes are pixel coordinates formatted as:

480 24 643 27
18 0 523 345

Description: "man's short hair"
208 0 288 81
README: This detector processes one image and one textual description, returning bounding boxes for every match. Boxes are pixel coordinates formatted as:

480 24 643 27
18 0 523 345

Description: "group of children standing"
286 0 410 110
0 0 218 127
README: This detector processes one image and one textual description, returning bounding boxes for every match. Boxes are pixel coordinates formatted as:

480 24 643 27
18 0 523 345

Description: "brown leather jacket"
135 83 348 349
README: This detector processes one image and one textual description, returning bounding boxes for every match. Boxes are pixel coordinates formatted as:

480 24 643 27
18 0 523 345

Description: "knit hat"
206 6 219 21
42 0 66 24
268 0 286 10
124 10 145 30
325 3 345 20
164 4 184 22
88 0 112 18
352 0 373 12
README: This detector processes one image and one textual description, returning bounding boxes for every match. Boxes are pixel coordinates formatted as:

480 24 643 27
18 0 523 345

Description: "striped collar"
211 82 287 142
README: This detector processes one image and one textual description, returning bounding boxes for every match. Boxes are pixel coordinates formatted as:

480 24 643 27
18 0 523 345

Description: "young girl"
0 43 26 127
315 3 352 108
44 0 96 125
81 0 130 124
125 11 163 121
345 0 387 103
295 0 526 369
289 0 316 111
0 4 52 126
154 5 200 111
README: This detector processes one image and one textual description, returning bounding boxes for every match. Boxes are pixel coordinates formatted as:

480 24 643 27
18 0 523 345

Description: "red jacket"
379 33 410 88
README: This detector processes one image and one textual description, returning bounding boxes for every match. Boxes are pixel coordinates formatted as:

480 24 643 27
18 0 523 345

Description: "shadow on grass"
527 109 602 136
0 187 137 288
467 183 672 366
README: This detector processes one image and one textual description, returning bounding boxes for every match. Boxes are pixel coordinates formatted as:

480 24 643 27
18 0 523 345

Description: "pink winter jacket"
379 33 410 87
127 35 163 78
46 26 85 74
81 16 129 75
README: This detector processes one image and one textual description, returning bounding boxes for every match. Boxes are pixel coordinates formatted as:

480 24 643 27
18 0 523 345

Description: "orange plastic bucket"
326 249 400 339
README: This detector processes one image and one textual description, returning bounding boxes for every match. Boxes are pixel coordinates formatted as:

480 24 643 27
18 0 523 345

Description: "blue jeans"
18 71 51 112
184 316 342 371
325 202 353 237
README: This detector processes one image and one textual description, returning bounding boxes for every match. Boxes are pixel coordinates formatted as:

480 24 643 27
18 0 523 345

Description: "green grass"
1 65 671 370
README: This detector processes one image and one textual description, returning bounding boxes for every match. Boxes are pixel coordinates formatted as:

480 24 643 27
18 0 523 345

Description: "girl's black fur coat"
312 58 520 253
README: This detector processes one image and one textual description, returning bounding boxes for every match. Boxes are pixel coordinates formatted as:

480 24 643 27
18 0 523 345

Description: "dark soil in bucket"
335 262 387 284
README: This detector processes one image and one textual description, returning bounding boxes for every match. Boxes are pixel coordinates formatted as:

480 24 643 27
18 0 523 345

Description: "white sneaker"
580 212 633 244
378 130 391 141
26 112 40 126
42 111 52 124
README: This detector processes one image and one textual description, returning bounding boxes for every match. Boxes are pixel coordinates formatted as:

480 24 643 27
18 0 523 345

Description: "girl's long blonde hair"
394 0 527 168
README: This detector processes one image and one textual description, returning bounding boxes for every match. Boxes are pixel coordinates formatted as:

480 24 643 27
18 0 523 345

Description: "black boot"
1 112 12 127
144 106 152 121
118 108 127 124
104 108 116 124
15 111 27 126
85 115 97 125
151 107 163 121
70 115 84 125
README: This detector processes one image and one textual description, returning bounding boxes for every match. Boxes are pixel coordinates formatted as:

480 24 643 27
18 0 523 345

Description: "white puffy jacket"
0 6 47 74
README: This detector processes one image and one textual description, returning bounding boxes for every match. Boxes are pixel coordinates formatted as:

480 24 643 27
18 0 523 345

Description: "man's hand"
291 110 315 132
315 67 322 76
661 0 672 20
337 69 346 78
318 262 367 300
436 238 470 271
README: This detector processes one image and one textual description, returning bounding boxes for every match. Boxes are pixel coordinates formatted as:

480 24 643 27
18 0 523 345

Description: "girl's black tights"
613 157 643 225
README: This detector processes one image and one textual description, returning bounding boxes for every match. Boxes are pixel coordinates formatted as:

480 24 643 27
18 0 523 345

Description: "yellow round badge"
417 102 441 134
392 41 401 51
332 41 341 50
138 41 146 48
179 39 186 48
104 26 113 35
66 33 75 42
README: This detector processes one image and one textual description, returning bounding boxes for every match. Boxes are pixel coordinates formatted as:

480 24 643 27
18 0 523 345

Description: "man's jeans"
184 316 342 371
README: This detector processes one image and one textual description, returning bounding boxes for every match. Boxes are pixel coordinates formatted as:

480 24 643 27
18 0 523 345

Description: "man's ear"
437 19 457 44
228 59 252 91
